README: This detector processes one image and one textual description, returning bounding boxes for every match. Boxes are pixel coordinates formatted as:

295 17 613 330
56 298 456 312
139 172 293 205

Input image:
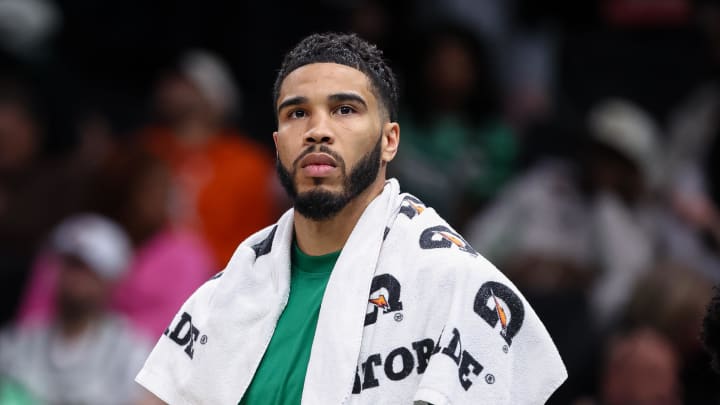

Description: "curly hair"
273 32 399 122
702 285 720 373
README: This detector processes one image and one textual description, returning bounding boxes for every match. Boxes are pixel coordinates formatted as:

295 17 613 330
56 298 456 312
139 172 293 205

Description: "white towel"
136 179 567 404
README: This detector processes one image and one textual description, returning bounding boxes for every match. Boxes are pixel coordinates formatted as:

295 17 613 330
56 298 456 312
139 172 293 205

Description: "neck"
293 176 386 256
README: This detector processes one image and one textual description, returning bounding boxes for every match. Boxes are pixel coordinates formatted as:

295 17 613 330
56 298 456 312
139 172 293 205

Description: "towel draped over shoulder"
136 179 567 405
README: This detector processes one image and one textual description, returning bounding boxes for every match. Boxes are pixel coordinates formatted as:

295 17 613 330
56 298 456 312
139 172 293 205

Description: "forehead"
277 63 375 105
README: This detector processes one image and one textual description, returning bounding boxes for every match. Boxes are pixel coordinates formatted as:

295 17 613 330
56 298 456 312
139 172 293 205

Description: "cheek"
346 138 377 169
275 144 294 169
273 133 293 162
335 117 358 132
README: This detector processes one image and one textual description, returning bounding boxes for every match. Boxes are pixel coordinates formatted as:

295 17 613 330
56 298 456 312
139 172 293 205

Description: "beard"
276 134 382 221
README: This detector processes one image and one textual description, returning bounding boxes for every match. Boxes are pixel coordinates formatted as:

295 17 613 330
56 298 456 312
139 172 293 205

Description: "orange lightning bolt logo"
369 295 390 311
437 231 466 248
491 289 508 331
410 202 425 214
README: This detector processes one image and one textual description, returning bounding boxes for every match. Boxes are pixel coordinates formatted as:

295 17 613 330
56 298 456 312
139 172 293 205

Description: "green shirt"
239 243 340 405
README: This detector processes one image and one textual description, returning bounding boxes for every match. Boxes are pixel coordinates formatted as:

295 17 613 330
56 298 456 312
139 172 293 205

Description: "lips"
299 153 337 168
299 153 338 177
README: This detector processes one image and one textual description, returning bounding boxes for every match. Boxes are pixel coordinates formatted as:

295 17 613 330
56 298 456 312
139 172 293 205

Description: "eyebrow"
277 96 308 114
328 92 368 109
276 93 369 115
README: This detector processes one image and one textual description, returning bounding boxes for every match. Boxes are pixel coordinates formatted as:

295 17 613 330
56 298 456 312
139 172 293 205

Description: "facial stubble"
276 134 383 221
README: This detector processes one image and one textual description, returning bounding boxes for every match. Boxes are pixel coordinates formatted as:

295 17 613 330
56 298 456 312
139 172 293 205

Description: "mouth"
299 153 338 178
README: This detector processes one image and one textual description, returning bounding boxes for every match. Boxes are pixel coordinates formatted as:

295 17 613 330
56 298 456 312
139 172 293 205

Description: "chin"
297 178 340 191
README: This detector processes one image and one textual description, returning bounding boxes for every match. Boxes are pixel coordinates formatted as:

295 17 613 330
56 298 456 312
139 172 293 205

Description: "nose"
304 112 334 145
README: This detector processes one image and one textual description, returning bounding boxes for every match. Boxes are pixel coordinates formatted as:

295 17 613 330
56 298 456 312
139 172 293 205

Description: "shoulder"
178 219 282 291
235 222 280 258
385 197 503 280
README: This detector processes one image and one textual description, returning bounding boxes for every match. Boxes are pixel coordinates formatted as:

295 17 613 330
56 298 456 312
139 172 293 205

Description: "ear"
272 131 279 151
381 122 400 163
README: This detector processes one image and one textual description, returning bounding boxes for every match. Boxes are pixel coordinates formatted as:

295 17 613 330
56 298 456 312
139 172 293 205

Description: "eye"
288 109 306 119
336 105 355 115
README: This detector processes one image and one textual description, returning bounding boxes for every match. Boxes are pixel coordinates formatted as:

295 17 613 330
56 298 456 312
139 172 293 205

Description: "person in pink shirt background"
17 144 214 340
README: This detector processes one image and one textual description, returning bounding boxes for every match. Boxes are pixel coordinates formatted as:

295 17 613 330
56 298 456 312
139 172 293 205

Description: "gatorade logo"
352 328 487 394
164 312 202 359
365 274 403 326
419 225 478 257
474 281 525 347
398 196 426 220
369 295 390 311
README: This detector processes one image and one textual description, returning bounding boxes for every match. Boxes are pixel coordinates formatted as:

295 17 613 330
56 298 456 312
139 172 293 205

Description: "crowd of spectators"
1 0 719 403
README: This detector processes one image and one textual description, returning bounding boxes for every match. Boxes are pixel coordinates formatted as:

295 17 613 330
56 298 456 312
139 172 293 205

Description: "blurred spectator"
391 24 518 228
626 263 713 358
465 98 666 402
464 157 598 404
582 99 663 327
624 263 717 403
414 1 559 129
17 145 214 340
0 214 150 405
599 328 682 405
464 158 593 291
468 98 663 327
0 78 91 327
661 0 720 280
140 49 278 267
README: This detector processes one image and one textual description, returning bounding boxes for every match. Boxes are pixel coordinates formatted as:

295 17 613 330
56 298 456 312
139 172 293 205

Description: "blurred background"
1 0 719 403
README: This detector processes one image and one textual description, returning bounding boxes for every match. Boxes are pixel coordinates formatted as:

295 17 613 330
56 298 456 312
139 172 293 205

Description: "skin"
602 329 681 405
145 62 399 404
55 255 110 340
274 63 399 255
153 74 222 145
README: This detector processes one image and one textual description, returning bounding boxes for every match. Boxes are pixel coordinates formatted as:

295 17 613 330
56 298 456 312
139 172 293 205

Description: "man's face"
153 74 209 123
56 255 108 320
274 63 397 220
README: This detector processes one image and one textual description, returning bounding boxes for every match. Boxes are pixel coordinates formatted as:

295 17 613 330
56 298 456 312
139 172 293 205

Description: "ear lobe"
381 122 400 163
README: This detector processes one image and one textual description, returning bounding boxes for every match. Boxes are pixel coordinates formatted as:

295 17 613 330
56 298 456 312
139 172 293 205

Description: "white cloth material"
136 179 566 405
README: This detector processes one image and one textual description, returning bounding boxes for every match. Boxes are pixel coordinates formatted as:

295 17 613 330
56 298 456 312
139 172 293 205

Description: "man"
0 213 151 405
136 33 566 404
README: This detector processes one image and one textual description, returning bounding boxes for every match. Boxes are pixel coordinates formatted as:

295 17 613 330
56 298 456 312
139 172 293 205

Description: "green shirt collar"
291 241 341 275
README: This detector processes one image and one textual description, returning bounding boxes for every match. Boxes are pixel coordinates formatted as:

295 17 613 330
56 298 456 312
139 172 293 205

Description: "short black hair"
273 32 399 122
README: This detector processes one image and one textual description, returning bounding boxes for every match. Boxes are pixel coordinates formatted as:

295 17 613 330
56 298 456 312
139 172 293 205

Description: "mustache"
292 145 345 170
